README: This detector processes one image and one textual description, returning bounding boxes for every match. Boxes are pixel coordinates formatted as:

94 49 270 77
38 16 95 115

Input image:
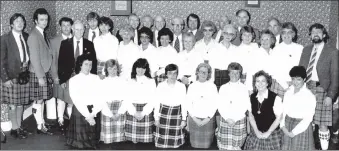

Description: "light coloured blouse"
117 41 141 80
139 44 158 77
93 33 119 62
177 48 204 82
153 45 178 76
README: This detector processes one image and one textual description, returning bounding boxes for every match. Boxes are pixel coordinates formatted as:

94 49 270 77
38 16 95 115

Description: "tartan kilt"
282 115 314 150
156 73 167 85
270 79 285 99
125 103 154 143
244 127 282 150
1 104 10 122
29 71 53 101
66 106 97 149
217 117 247 150
154 104 185 148
307 82 331 126
188 115 215 148
100 101 126 143
97 61 105 75
1 78 30 105
214 69 229 91
53 80 72 104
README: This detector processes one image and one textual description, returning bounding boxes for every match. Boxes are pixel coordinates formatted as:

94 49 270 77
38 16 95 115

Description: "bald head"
154 15 165 31
72 20 85 40
141 14 153 28
172 17 184 35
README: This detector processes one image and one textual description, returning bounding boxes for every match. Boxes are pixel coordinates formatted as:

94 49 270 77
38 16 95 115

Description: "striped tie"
305 47 318 83
174 37 180 53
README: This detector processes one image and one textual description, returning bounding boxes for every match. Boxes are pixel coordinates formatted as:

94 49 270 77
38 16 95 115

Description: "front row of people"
67 54 316 150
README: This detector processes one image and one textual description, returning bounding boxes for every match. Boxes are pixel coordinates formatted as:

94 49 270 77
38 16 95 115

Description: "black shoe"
37 127 54 135
19 127 32 136
16 129 27 139
331 133 339 144
10 129 18 138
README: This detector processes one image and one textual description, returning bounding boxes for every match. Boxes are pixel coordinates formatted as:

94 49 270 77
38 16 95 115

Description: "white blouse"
154 80 187 121
280 84 316 135
93 33 119 62
255 89 283 116
194 38 222 62
139 44 158 77
117 41 141 80
186 81 218 118
153 45 178 76
218 81 251 121
234 43 259 74
177 48 204 82
209 43 238 70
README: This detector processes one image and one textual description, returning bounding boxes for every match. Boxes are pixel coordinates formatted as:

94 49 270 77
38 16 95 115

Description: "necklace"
257 102 262 114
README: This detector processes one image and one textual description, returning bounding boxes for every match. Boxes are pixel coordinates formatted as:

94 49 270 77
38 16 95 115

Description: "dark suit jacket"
231 26 260 46
58 38 97 84
1 31 29 81
27 27 53 78
50 35 66 80
183 28 204 42
299 43 339 101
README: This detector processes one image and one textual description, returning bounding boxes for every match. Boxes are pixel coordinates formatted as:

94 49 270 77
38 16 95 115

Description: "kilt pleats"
29 71 53 101
1 78 30 105
244 127 282 150
307 82 331 126
217 117 247 150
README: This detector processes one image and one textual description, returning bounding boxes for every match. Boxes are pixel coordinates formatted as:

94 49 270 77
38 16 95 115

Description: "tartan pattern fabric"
188 115 215 148
214 69 229 91
97 61 106 75
154 104 185 148
156 73 167 86
66 106 97 149
244 127 282 150
1 78 30 105
307 81 332 126
53 80 72 104
216 117 247 150
29 71 53 101
282 115 315 150
100 101 126 143
125 103 154 143
269 78 285 99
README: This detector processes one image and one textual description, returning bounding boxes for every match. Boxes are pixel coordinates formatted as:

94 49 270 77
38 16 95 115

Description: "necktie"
43 31 49 47
305 47 318 83
92 31 96 42
219 35 224 43
19 35 27 63
75 41 80 59
174 36 180 53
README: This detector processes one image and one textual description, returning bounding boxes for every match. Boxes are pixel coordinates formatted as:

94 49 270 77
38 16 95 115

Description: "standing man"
266 17 282 46
185 13 204 41
84 12 100 42
299 23 339 150
116 13 140 44
214 15 231 43
28 8 54 135
153 15 166 47
50 17 73 134
232 9 260 46
171 17 185 53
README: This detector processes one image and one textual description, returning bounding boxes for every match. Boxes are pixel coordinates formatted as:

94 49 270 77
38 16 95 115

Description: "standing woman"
154 64 187 149
138 27 157 77
1 13 30 139
99 59 127 144
244 70 283 150
281 66 316 150
67 54 112 149
124 58 156 144
186 63 218 148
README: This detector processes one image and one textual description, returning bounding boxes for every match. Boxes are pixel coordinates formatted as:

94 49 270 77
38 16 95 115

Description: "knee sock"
32 102 42 129
57 99 66 122
319 129 330 150
67 104 73 117
16 106 23 128
41 102 45 126
9 105 18 130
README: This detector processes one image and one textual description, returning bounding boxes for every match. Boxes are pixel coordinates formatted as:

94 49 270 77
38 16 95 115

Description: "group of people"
1 6 338 150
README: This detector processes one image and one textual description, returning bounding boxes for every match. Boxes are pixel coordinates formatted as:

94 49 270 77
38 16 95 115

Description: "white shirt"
154 30 159 47
154 80 187 121
209 43 238 70
280 84 316 135
69 73 111 118
139 44 158 76
117 41 141 80
255 89 283 116
310 42 324 81
133 29 138 45
61 33 72 40
73 37 83 56
188 29 197 36
187 81 218 118
12 30 29 62
214 30 223 43
218 81 251 121
195 38 222 62
275 34 281 46
125 75 156 115
177 48 204 82
172 34 183 52
93 33 119 61
272 42 303 88
88 27 100 42
234 43 259 74
154 45 178 75
36 26 44 37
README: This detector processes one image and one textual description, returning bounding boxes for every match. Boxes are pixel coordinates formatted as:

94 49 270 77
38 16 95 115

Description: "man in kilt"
154 64 187 148
1 13 31 139
299 23 339 150
27 8 54 135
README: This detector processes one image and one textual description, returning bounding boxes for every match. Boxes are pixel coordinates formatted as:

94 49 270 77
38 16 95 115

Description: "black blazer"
58 38 97 84
1 31 29 81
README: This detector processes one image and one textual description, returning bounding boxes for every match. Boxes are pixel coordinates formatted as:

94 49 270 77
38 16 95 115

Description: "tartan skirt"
66 106 97 149
307 81 331 126
216 117 247 150
29 71 53 101
214 69 229 91
53 80 72 104
270 79 285 99
1 78 30 105
100 101 126 143
188 115 215 148
155 73 167 86
154 104 185 148
244 127 282 150
125 103 154 143
282 115 315 150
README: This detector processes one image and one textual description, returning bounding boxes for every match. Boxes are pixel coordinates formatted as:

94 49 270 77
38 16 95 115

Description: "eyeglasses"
140 35 150 39
223 32 235 37
203 29 214 32
198 70 208 75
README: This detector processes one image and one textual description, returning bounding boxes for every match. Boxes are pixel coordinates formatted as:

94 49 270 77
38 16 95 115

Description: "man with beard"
299 23 339 150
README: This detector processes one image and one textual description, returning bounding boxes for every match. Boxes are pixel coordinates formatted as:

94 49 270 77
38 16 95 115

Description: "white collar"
36 26 44 36
256 89 269 100
62 33 72 40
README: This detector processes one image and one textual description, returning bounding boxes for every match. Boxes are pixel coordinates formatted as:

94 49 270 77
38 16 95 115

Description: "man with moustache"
299 23 339 150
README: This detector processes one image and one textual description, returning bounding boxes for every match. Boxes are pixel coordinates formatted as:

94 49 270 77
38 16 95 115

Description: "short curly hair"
104 59 121 77
195 63 212 81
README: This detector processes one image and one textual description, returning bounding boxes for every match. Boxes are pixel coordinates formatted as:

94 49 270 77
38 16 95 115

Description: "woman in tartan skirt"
186 63 218 149
244 70 283 150
99 59 128 144
281 66 316 150
67 54 113 149
154 64 187 149
124 58 156 144
1 13 31 139
217 63 250 150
